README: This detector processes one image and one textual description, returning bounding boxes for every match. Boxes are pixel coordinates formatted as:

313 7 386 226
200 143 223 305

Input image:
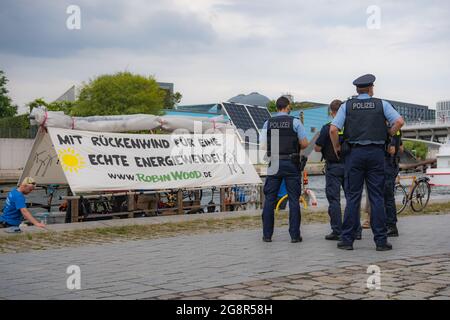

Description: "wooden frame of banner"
61 184 263 223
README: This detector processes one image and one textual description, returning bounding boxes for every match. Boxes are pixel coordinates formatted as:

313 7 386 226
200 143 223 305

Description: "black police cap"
353 74 376 88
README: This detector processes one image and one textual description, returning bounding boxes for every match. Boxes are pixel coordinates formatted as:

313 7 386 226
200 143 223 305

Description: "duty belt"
271 155 294 160
351 144 384 148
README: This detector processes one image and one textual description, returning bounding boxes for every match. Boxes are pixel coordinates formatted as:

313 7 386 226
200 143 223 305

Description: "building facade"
289 105 329 141
386 99 435 123
436 100 450 123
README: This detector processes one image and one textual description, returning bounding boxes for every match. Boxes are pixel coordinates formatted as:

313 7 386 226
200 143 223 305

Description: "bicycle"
395 175 431 214
275 171 318 215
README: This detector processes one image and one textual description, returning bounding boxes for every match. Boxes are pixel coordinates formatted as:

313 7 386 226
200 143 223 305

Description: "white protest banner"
47 128 262 193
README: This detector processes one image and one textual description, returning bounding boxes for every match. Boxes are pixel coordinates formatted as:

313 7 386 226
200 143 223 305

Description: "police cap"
353 74 376 88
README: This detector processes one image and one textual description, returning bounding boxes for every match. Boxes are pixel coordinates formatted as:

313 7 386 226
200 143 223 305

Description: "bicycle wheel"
395 184 408 214
410 180 431 212
275 195 288 215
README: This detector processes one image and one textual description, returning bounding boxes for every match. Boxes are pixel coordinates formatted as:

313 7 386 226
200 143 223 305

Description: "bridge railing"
404 118 450 128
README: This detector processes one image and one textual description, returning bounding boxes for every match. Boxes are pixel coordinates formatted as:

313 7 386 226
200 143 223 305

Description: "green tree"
163 90 183 109
27 98 75 115
404 141 428 160
267 99 316 113
0 70 18 118
295 102 315 110
267 100 277 113
72 72 165 116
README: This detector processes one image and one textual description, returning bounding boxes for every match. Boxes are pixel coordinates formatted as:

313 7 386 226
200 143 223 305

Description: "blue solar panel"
222 103 257 132
245 105 271 129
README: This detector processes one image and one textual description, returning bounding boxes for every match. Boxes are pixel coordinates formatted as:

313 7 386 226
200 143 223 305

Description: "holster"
289 154 300 169
290 154 307 172
300 155 308 172
393 155 400 167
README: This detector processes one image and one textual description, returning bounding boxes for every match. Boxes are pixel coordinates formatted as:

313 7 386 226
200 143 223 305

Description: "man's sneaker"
262 237 272 243
325 233 341 241
291 237 303 243
387 225 399 237
376 242 393 251
337 242 354 250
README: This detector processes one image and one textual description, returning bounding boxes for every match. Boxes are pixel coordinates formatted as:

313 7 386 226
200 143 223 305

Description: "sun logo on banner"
58 147 86 173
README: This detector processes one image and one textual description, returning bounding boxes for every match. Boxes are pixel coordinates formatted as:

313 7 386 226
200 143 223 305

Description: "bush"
0 114 37 139
72 72 165 116
403 141 428 160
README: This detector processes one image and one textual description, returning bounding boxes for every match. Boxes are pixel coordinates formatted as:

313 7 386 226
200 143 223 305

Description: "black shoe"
262 237 272 243
325 233 341 241
387 226 399 237
337 242 354 250
355 233 362 240
291 237 303 243
376 242 393 251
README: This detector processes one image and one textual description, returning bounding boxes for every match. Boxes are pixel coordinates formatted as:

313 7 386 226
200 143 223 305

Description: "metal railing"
0 127 38 139
404 119 450 128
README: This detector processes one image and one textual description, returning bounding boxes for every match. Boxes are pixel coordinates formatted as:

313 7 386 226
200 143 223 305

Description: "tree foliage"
403 141 428 160
163 90 183 109
71 72 166 116
0 70 18 118
27 98 75 115
267 100 277 113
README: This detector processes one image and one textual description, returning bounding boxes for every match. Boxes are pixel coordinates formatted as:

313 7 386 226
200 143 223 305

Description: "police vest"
344 98 388 143
267 115 299 157
321 123 344 163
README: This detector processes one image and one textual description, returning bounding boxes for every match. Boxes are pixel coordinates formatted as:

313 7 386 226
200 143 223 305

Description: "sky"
1 0 449 114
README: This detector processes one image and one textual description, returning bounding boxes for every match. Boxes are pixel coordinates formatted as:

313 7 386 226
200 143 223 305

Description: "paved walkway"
1 214 450 300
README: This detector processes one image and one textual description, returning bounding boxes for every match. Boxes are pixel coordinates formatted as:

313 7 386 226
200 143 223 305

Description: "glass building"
436 100 450 123
386 100 435 123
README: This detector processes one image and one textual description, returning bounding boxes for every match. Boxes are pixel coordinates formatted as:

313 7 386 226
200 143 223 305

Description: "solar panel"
222 103 258 133
245 105 271 129
221 102 273 145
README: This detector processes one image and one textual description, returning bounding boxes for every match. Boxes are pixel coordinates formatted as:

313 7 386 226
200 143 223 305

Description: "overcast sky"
1 0 449 114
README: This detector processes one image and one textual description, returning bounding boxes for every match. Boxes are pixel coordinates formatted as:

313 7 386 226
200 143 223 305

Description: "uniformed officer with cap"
260 96 309 243
330 74 405 251
315 100 362 241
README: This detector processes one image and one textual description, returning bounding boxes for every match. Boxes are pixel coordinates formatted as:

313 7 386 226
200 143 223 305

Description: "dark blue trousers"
326 162 362 236
384 159 399 227
342 145 387 246
262 160 301 240
325 162 345 235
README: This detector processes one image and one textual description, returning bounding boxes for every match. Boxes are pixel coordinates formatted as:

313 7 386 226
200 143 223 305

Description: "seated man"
0 177 46 229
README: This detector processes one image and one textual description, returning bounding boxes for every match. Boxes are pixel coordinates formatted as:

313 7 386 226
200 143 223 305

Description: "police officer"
315 100 362 241
260 96 309 243
385 129 403 237
330 74 404 251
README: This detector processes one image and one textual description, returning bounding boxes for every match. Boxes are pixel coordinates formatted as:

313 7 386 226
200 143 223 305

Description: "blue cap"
353 74 376 88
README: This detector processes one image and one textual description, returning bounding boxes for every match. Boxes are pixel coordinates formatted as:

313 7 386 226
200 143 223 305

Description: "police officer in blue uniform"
260 96 309 243
330 74 404 251
315 100 362 241
385 129 403 237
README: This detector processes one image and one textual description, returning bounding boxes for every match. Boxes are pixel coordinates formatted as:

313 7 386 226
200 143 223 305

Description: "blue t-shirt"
0 188 26 226
278 180 287 198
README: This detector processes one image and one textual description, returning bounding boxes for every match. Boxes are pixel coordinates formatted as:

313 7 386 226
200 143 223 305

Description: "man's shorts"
0 221 12 228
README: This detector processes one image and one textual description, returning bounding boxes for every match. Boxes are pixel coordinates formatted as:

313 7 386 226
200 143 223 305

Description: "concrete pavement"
1 214 449 300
